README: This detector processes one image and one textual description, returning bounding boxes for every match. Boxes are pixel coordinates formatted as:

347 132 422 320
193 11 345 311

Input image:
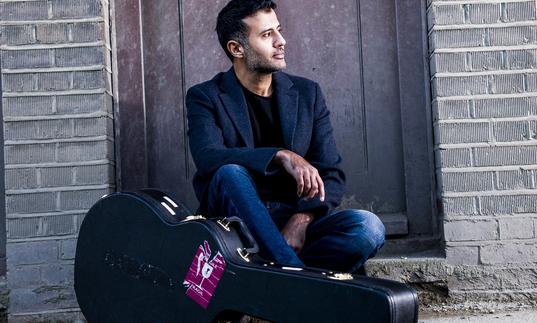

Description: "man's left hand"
281 212 315 254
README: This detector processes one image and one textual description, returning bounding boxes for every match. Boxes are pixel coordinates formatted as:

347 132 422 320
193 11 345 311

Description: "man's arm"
186 85 281 177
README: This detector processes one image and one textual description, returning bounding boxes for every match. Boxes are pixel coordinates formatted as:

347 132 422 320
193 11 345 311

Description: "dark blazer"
186 68 345 215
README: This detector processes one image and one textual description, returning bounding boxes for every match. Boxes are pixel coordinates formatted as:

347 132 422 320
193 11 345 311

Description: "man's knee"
342 209 386 252
212 164 250 182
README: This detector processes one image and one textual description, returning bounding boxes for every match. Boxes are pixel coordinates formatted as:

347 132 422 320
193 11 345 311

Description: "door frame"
110 0 440 254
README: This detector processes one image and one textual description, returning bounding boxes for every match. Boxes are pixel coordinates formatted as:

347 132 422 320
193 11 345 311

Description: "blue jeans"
207 164 385 272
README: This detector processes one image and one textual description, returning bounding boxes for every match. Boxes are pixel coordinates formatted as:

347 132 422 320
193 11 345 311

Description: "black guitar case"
75 190 418 323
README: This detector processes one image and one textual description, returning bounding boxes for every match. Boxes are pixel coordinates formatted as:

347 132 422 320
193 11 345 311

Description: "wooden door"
113 0 438 246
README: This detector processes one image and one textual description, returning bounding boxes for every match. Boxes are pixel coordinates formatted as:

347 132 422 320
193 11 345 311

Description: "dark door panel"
113 0 436 239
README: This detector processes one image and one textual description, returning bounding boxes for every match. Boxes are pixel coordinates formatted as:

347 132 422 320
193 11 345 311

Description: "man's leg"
299 209 385 272
206 164 304 267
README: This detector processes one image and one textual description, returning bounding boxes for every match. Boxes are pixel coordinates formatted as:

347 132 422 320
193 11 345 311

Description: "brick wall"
0 0 114 320
429 0 537 302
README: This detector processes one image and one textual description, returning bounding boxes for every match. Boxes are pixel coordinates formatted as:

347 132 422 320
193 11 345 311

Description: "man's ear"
227 40 244 59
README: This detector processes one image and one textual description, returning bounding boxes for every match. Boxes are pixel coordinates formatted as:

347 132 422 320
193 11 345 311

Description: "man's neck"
233 63 274 97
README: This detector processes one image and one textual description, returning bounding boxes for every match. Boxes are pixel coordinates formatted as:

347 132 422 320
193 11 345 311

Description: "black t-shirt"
242 86 297 203
242 86 284 148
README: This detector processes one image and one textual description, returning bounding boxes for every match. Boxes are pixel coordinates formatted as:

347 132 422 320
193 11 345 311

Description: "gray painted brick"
36 24 69 44
5 168 38 190
527 73 537 92
496 169 533 190
55 47 104 67
436 148 472 167
8 286 77 313
493 120 530 142
74 117 111 137
444 219 499 242
42 214 77 236
505 2 537 22
37 72 71 91
7 217 41 239
429 4 465 26
75 164 113 185
437 122 489 144
473 145 537 167
60 188 110 210
8 266 41 289
445 246 479 265
442 196 478 216
0 25 36 46
56 140 111 162
7 241 58 266
4 119 74 141
434 75 488 97
430 52 466 74
489 25 537 46
6 192 57 214
481 242 537 264
508 49 537 69
59 238 77 260
434 100 470 119
489 73 525 94
468 3 501 24
474 96 537 118
40 263 74 285
0 1 49 21
531 121 537 140
56 94 105 114
70 22 103 42
480 194 537 214
468 51 503 72
5 143 56 165
40 167 74 187
429 29 486 51
2 73 37 92
1 49 53 69
2 96 55 117
51 0 101 19
442 171 494 192
448 266 503 291
72 70 105 89
499 217 534 239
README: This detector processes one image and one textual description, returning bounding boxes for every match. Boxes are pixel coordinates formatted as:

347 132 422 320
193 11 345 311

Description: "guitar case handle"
223 216 259 255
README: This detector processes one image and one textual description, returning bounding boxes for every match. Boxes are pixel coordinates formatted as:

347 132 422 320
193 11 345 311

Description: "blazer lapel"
218 68 254 147
273 72 298 150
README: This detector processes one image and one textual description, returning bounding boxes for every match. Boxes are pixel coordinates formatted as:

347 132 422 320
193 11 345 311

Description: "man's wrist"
273 149 290 165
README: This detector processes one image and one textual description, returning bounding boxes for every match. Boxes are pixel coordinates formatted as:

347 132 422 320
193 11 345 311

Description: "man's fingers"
296 172 304 196
317 176 325 202
307 173 319 199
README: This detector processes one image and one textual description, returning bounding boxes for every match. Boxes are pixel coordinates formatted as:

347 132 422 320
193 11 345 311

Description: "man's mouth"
273 51 285 59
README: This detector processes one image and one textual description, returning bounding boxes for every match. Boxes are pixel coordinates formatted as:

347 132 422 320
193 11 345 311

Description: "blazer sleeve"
296 83 346 214
186 85 281 177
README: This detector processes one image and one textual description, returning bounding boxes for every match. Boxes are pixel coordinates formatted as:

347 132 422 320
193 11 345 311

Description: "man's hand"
281 212 315 254
274 150 325 201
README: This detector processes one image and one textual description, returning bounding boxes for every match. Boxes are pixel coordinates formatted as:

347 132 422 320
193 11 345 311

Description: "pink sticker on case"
183 240 226 309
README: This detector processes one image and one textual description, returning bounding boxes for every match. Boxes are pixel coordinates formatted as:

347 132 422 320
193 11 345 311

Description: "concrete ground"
420 309 537 323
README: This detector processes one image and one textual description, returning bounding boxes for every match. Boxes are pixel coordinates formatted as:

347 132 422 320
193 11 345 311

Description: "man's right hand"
273 150 325 201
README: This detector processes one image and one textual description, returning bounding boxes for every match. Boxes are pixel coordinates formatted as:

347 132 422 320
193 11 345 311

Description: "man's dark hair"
216 0 277 61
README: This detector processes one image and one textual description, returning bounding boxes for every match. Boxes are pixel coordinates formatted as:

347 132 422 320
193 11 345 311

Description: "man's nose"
274 31 286 48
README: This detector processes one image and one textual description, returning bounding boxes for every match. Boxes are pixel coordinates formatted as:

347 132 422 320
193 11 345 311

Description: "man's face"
241 9 286 73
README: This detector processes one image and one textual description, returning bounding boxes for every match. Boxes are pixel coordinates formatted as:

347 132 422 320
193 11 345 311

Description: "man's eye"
263 32 271 38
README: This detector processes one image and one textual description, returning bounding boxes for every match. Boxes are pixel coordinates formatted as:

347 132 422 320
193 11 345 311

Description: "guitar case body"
75 190 418 323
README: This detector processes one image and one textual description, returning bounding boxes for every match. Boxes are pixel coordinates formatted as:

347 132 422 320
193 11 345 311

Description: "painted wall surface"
0 0 114 320
429 0 537 303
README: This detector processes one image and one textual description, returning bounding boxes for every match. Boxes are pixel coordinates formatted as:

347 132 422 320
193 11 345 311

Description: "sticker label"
183 240 226 309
